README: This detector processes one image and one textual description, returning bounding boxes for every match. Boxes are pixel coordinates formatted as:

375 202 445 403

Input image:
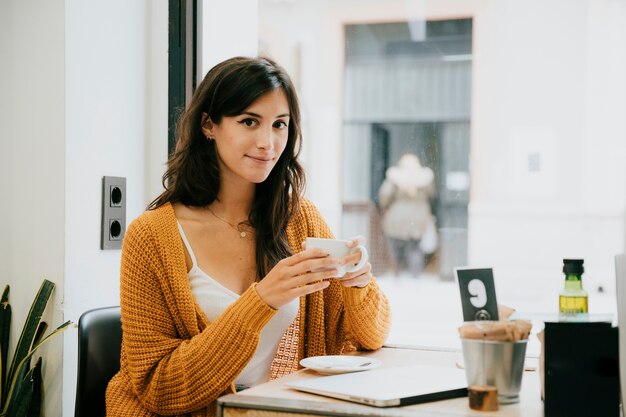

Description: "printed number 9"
468 279 487 308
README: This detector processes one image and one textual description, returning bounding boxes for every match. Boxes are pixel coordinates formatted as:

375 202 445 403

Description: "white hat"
386 153 434 190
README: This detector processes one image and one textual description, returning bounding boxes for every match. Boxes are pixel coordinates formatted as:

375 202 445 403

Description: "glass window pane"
257 0 626 354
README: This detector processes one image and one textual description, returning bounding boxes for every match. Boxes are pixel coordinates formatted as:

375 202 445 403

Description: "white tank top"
177 223 299 387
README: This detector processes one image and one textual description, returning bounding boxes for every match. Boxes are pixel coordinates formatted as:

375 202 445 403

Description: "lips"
247 155 275 163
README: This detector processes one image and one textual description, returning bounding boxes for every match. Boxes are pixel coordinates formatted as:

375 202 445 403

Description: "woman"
379 153 436 277
106 56 390 417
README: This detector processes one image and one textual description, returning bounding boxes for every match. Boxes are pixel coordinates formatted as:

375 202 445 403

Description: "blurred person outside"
379 153 437 277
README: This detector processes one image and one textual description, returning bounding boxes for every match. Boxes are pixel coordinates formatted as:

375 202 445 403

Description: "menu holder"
455 267 499 322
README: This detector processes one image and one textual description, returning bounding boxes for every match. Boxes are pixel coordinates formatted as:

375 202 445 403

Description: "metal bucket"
461 338 527 404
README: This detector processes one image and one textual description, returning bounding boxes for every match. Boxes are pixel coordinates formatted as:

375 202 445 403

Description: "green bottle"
558 259 588 313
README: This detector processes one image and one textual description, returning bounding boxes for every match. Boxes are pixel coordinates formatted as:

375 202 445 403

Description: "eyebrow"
241 111 290 119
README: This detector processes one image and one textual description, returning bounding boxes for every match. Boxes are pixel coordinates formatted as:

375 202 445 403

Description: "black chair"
75 306 122 417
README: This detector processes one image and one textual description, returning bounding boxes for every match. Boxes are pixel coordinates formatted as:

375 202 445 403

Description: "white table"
217 346 543 417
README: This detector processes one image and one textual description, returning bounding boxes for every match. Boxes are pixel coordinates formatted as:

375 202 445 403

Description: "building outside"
257 0 626 348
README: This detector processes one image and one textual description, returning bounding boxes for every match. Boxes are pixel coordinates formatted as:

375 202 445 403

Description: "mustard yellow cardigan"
105 199 391 417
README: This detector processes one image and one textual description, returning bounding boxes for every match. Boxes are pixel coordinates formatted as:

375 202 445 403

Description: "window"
202 0 626 354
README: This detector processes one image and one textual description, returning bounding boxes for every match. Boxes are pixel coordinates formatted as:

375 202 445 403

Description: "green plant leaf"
4 366 34 417
6 280 54 397
3 357 30 416
30 324 47 359
1 321 72 416
26 358 40 417
0 280 73 416
16 321 46 382
30 321 73 353
6 363 28 415
0 285 11 408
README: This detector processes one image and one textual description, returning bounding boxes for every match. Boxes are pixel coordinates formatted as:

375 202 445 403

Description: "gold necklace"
206 206 251 238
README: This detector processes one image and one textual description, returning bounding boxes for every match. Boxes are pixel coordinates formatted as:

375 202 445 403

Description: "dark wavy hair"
149 56 305 279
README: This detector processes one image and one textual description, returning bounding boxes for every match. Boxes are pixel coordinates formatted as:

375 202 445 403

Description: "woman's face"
203 88 290 187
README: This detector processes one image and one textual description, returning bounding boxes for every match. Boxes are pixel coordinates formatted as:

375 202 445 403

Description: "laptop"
286 364 468 407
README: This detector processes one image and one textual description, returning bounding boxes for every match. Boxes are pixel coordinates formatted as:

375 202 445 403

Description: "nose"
255 127 274 150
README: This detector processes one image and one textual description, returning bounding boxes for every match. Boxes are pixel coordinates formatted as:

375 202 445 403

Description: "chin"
246 167 277 184
247 173 273 184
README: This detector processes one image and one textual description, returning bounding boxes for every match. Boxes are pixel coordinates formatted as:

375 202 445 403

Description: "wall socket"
101 176 126 250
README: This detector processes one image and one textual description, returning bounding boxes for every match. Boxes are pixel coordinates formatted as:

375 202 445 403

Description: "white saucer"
300 355 382 375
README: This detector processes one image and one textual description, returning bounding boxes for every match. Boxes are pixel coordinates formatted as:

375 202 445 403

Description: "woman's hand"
337 236 373 288
255 249 344 309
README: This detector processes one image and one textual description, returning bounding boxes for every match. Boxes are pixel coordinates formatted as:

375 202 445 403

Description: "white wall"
468 0 626 293
1 0 168 415
61 1 169 416
0 1 66 415
200 0 259 76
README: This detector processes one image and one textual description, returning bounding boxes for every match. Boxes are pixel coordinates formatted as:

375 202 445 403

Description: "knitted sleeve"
119 214 276 415
339 280 391 350
298 200 391 352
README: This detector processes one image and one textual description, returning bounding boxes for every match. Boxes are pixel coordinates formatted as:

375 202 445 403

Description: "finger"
342 262 372 280
289 256 343 277
295 279 330 296
345 235 366 248
340 262 372 287
293 269 338 287
282 248 329 267
339 271 371 288
343 251 363 266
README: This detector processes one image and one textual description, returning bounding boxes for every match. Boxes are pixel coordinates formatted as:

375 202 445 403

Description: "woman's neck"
213 181 255 220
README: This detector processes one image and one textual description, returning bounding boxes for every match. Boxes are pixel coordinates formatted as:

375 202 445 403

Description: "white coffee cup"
305 237 368 278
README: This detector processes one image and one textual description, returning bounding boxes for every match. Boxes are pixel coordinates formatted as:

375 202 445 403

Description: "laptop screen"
286 364 467 407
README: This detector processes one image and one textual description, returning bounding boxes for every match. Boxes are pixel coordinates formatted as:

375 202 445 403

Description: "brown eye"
238 118 258 127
